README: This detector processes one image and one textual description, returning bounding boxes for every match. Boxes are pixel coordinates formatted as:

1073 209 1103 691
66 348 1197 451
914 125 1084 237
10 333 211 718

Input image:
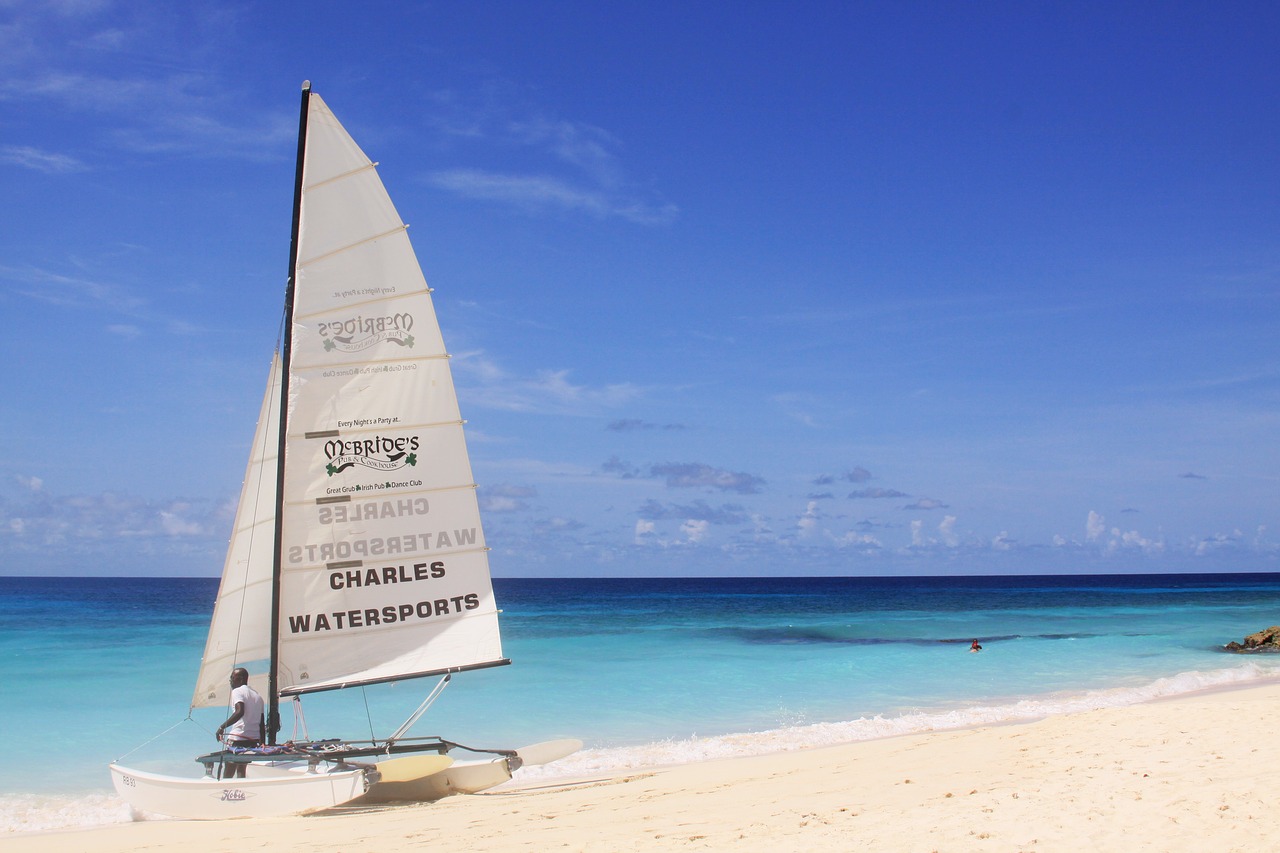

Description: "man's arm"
215 700 246 740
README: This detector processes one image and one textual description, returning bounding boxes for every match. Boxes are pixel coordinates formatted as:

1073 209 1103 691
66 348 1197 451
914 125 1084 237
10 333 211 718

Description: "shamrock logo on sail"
324 436 419 476
319 312 416 353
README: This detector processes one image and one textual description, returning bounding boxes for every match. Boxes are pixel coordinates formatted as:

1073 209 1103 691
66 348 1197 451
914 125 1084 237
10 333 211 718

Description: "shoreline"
8 679 1279 851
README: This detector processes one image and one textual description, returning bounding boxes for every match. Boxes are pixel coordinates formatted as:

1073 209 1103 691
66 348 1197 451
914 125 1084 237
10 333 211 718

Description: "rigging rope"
362 687 376 742
113 713 202 764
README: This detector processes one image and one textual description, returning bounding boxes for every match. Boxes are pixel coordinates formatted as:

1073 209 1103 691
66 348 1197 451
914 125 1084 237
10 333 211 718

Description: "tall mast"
266 80 312 744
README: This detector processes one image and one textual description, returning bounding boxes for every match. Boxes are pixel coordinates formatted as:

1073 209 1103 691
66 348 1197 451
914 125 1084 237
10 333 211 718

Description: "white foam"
510 661 1280 786
0 792 136 835
8 662 1277 834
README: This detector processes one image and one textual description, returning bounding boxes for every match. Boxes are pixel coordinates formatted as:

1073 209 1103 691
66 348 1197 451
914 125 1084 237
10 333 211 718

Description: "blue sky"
2 1 1277 577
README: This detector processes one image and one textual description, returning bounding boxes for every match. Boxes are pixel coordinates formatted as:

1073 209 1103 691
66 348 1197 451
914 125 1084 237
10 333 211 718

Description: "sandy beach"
11 681 1277 852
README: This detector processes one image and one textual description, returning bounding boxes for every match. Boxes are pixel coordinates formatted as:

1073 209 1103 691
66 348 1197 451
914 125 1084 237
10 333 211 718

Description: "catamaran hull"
109 763 370 820
357 757 513 803
356 738 583 803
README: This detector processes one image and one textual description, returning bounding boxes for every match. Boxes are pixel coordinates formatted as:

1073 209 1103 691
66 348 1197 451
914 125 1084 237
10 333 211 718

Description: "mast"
266 80 312 744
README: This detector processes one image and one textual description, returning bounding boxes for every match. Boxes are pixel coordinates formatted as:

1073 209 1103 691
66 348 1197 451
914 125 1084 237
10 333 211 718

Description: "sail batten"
270 353 452 372
303 160 380 192
297 223 408 268
309 544 492 570
299 418 466 438
292 289 438 321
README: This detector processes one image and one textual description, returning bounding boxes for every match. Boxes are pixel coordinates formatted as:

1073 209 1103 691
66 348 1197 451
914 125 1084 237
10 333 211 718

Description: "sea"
3 572 1280 834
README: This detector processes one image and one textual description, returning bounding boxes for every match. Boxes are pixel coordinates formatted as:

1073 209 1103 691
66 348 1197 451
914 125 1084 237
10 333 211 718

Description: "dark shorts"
226 738 261 749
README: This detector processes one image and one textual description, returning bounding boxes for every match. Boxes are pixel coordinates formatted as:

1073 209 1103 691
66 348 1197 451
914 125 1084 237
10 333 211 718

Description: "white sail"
192 356 283 708
192 92 504 707
108 87 565 823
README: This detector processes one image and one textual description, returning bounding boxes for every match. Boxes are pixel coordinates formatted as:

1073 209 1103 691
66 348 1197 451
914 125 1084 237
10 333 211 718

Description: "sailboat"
109 82 577 820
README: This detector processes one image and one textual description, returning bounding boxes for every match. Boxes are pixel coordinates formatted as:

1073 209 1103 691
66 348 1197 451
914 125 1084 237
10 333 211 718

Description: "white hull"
109 763 370 820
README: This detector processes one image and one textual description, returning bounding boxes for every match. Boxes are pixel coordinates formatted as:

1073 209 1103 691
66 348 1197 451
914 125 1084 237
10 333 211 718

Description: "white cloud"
1194 530 1243 556
1086 510 1106 542
16 475 44 492
750 513 773 542
428 169 677 225
0 145 87 173
680 519 709 543
423 98 677 225
797 501 819 537
532 369 639 407
452 352 641 415
0 483 224 574
939 515 959 547
828 530 883 549
1116 529 1162 553
649 463 765 495
509 117 621 185
481 496 525 512
159 507 205 536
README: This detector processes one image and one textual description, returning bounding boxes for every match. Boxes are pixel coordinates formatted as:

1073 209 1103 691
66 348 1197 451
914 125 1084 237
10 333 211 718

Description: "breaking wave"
509 661 1280 787
7 661 1278 836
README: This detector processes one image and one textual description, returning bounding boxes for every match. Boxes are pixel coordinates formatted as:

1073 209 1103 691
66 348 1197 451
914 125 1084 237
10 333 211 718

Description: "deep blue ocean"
4 572 1280 832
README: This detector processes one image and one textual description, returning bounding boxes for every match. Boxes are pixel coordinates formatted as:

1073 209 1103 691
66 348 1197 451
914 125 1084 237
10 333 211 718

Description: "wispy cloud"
453 351 641 415
637 499 746 525
429 169 677 225
509 117 622 185
903 497 949 510
106 323 142 339
815 466 874 485
601 457 765 495
607 419 687 432
480 483 537 513
908 515 962 549
850 488 909 499
0 477 226 561
649 462 765 494
420 87 677 225
0 259 213 341
0 145 87 173
1 263 145 314
0 6 294 164
107 108 296 160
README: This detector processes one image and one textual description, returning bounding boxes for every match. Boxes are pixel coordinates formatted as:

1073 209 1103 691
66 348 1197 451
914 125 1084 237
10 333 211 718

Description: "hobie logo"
318 312 416 353
325 435 420 476
220 789 247 801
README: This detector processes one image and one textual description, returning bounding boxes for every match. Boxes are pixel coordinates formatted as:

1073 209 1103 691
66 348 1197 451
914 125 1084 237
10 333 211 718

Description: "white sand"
10 682 1278 851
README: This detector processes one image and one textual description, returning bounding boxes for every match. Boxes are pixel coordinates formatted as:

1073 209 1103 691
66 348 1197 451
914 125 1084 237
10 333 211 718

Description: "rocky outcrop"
1224 626 1280 652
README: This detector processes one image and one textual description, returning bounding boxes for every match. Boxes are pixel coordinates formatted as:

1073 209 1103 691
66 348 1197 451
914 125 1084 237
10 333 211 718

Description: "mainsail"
193 90 505 713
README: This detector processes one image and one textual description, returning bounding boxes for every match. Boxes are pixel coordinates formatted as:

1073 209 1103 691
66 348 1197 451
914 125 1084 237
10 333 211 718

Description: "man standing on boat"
215 667 264 778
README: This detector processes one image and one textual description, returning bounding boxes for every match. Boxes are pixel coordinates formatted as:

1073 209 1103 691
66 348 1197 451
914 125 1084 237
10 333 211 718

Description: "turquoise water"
3 573 1280 832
